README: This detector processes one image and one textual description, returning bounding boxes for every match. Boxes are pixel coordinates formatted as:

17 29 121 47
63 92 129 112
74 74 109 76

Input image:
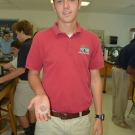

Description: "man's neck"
4 39 9 42
23 36 31 42
57 21 77 35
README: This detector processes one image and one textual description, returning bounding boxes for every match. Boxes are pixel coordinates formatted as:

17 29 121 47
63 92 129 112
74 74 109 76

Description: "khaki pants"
13 80 35 116
35 114 91 135
112 67 130 123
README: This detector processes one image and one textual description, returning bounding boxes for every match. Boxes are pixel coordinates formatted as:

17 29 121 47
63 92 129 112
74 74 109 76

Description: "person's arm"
90 69 103 135
28 70 45 94
28 70 51 121
126 65 135 76
0 67 25 83
3 63 15 70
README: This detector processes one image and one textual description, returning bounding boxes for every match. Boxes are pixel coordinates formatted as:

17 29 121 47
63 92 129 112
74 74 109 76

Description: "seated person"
3 40 21 71
0 30 14 55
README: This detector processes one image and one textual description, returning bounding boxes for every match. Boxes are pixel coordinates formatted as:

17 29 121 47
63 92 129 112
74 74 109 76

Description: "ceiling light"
81 2 90 6
50 0 90 6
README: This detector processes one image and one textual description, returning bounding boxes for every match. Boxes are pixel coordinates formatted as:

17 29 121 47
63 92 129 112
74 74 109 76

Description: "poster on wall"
0 19 18 40
90 29 105 45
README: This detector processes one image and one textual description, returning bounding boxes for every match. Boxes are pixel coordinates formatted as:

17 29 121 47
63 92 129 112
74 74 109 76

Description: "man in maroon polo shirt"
26 0 104 135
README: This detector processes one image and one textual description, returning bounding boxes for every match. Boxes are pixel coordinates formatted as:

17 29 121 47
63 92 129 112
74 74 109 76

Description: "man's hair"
11 40 21 49
3 30 10 35
12 20 33 36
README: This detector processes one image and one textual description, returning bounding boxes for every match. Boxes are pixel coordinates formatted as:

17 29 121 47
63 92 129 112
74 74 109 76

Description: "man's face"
16 31 24 42
4 34 10 41
11 47 19 57
52 0 81 24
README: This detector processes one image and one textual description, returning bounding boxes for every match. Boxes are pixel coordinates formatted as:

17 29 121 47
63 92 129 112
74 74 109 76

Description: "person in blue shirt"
0 30 14 54
112 42 135 129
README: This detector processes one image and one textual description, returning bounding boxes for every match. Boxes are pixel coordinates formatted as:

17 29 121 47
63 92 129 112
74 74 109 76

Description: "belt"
114 65 124 70
51 109 90 120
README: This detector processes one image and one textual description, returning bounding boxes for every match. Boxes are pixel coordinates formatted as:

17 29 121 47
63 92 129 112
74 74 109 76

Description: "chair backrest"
132 81 135 103
132 76 135 103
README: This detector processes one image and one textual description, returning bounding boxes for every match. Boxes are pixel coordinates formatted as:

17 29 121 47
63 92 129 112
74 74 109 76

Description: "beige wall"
0 10 135 46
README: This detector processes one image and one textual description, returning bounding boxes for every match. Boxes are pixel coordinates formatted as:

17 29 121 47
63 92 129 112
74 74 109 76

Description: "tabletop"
0 55 13 62
0 78 18 101
0 80 13 92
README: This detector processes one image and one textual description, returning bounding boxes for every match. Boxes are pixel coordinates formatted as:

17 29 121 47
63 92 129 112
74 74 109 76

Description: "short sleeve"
26 35 43 71
128 53 135 68
89 34 104 70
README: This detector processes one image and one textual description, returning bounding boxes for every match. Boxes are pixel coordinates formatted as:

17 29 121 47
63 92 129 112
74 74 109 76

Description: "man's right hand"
28 94 51 122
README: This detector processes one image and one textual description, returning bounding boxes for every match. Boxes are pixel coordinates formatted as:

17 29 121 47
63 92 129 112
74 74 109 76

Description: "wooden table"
0 55 13 66
0 61 9 66
102 61 114 93
0 61 18 113
0 78 18 100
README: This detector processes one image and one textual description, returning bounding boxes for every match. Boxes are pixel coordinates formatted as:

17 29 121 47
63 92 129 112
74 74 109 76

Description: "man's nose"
63 0 70 9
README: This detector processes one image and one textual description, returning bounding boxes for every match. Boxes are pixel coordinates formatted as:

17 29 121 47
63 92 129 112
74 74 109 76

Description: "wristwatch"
95 114 105 121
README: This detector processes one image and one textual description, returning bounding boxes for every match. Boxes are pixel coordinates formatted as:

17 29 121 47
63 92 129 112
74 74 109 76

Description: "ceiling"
0 0 135 15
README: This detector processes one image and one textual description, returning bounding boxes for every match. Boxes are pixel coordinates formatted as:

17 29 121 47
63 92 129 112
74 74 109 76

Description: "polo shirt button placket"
68 47 72 54
68 38 73 54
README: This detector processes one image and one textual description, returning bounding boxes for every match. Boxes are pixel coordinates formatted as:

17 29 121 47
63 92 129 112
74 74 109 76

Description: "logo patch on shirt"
78 45 90 54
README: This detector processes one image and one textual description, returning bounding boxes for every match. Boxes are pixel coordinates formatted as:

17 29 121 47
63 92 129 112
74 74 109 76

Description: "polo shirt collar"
24 38 32 43
52 22 81 36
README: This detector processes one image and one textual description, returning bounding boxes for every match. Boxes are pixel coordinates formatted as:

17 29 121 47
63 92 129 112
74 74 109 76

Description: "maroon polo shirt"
26 22 104 113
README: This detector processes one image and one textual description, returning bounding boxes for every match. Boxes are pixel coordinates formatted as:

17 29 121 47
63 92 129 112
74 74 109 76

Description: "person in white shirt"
3 40 21 71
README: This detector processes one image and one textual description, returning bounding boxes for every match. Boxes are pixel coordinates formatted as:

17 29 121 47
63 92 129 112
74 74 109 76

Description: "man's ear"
20 31 25 35
52 3 56 12
78 0 82 9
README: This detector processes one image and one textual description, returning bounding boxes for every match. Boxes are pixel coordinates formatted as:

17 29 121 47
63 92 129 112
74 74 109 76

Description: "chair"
127 81 135 118
0 86 17 135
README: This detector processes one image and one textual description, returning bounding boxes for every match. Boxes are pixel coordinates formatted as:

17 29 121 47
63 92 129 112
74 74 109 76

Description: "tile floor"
1 78 135 135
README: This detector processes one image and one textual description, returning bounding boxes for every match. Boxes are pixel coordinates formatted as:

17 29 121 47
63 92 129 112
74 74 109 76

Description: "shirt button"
69 48 72 50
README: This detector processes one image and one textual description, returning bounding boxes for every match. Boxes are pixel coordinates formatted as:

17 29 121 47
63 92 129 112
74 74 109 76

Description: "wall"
0 10 135 46
78 12 135 46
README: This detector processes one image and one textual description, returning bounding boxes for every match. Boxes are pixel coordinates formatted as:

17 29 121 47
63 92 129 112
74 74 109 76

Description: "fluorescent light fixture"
81 2 90 6
50 0 90 6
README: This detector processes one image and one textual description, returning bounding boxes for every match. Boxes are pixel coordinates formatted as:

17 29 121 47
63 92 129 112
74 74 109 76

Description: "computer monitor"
110 36 118 44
